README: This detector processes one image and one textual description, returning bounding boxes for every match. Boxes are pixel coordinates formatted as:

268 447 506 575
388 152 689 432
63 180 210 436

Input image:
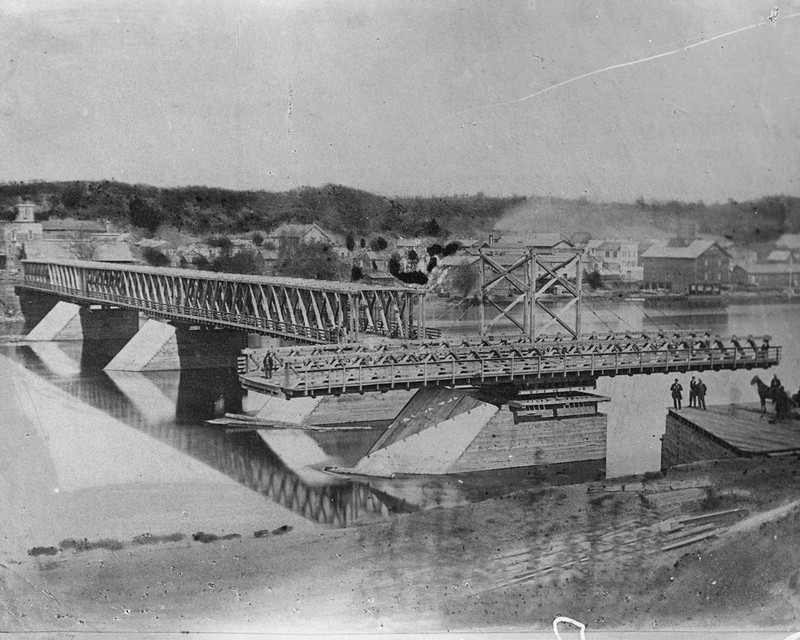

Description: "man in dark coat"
696 378 707 410
770 374 782 403
263 351 274 379
689 376 697 408
775 386 790 421
670 378 683 410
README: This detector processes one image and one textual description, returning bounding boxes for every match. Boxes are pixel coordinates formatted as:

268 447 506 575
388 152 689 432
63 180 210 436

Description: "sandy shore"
2 454 800 637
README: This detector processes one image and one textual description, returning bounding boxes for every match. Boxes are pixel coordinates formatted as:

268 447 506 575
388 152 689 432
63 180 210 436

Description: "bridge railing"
241 337 780 396
361 319 441 341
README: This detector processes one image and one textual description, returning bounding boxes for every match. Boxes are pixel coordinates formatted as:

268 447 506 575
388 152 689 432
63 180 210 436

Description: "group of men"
670 376 707 410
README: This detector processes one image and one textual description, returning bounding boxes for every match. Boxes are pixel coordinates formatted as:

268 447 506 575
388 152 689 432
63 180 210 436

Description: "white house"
586 240 642 281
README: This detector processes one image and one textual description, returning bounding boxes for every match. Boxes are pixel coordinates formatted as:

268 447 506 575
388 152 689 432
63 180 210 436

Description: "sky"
1 0 800 202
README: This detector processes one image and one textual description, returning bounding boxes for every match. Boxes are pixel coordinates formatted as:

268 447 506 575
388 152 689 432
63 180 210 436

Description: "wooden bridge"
239 331 780 398
14 257 785 477
17 259 429 343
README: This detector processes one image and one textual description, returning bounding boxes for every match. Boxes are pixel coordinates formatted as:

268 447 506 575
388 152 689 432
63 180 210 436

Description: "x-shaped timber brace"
479 248 583 339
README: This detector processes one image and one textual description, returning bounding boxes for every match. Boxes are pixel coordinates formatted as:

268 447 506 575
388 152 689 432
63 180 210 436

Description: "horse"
750 375 775 413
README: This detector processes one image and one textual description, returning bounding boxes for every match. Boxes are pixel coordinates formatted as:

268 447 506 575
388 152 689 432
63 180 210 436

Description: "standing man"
689 376 698 408
775 386 790 421
696 378 707 410
263 351 274 379
670 378 683 410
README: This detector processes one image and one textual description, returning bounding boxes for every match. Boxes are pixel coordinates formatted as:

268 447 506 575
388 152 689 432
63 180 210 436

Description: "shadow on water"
12 343 391 526
7 342 608 527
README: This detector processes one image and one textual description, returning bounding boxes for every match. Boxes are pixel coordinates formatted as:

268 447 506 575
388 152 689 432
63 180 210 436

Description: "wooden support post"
479 252 486 337
530 255 539 340
417 294 426 342
351 293 360 343
526 249 534 340
575 251 583 337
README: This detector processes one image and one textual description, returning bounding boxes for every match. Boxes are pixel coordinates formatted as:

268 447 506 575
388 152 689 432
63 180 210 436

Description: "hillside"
1 181 797 246
0 181 522 239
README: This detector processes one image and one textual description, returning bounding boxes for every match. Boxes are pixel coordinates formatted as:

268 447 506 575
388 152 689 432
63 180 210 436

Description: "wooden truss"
238 331 780 397
18 260 425 344
478 248 584 339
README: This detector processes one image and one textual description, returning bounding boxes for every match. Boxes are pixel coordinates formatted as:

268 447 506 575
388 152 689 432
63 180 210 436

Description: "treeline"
2 180 797 246
632 196 800 243
0 181 524 238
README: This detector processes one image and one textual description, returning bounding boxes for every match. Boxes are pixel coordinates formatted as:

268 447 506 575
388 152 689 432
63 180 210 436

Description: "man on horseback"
752 375 778 413
771 374 782 399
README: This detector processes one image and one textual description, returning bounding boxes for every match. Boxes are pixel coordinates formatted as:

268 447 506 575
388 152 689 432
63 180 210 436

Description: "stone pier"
23 301 141 368
105 320 248 371
344 387 609 477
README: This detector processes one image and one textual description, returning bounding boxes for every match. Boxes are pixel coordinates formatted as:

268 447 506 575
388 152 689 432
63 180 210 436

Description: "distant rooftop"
42 219 106 232
25 240 135 263
766 250 792 262
641 239 720 259
776 234 800 250
737 263 796 274
269 223 332 239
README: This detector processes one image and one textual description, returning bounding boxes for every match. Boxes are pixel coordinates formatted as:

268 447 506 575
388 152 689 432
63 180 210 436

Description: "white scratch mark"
20 574 61 607
441 11 800 122
286 86 294 136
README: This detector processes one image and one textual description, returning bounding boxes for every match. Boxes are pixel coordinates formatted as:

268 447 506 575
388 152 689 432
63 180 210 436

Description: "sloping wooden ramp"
367 387 484 454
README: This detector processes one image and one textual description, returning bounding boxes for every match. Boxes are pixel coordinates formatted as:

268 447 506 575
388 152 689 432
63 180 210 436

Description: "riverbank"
3 454 799 635
434 289 799 307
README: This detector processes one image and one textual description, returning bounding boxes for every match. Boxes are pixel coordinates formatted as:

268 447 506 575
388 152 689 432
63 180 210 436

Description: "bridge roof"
21 259 419 294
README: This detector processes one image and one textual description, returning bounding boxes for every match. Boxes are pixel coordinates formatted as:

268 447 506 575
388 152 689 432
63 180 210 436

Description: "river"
427 298 800 473
0 301 798 554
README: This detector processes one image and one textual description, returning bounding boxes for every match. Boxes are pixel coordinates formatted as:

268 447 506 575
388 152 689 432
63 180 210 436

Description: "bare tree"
65 231 97 260
449 262 480 298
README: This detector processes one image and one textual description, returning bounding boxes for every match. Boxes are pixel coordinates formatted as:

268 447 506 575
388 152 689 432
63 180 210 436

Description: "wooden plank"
670 405 800 455
451 411 607 471
661 529 720 551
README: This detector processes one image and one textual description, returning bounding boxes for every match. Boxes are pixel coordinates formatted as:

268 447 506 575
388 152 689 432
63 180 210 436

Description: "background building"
266 223 337 252
1 202 44 268
585 239 643 281
640 239 730 293
732 263 798 289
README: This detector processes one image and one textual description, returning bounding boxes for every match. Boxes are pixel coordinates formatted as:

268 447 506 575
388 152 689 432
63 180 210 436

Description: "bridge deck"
240 332 780 398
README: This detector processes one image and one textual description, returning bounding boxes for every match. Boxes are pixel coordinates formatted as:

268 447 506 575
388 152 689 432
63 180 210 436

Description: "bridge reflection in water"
17 343 398 527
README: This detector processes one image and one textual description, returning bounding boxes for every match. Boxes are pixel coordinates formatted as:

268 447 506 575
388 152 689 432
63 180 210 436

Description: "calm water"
1 301 798 553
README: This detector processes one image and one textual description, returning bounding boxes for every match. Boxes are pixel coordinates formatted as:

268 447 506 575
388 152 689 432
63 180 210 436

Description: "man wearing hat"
670 378 683 410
